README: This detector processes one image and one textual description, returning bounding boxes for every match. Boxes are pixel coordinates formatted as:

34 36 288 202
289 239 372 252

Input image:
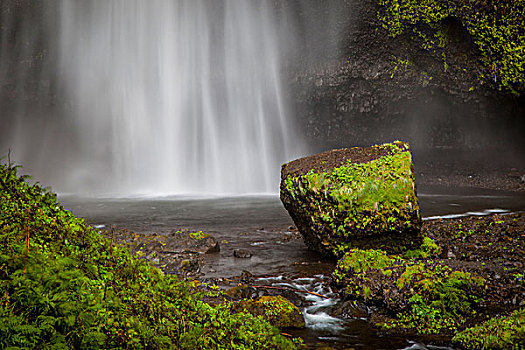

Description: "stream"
60 185 525 349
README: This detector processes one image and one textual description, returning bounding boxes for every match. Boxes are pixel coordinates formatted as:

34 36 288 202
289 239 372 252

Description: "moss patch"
452 308 525 350
333 248 484 335
232 296 305 329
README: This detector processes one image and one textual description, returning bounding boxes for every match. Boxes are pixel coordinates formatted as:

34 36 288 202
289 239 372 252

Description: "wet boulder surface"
280 141 422 258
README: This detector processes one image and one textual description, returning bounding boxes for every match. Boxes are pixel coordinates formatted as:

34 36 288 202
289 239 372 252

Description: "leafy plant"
0 161 300 349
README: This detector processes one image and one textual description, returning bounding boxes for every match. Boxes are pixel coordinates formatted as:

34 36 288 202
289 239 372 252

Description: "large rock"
280 141 421 257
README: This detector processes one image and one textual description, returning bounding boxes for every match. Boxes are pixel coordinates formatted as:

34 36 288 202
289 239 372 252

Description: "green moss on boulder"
452 308 525 350
280 141 421 257
333 249 485 335
231 296 305 329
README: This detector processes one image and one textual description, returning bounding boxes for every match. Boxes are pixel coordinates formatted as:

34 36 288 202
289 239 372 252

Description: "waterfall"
2 0 302 195
57 0 301 194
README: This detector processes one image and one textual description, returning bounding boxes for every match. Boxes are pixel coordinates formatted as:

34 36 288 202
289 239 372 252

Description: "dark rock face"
280 141 422 258
287 0 525 154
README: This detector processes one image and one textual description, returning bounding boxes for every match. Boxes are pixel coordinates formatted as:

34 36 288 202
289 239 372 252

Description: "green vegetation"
333 248 394 284
282 141 421 257
378 0 525 94
231 296 305 330
333 248 484 334
452 308 525 349
0 162 299 349
188 230 209 240
386 263 484 334
404 236 442 259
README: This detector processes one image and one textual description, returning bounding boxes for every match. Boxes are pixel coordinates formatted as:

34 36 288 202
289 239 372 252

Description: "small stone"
234 249 253 258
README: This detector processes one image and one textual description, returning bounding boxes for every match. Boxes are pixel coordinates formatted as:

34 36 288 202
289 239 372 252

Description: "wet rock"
231 295 305 329
225 284 258 300
331 212 525 335
234 249 253 258
101 228 219 277
280 141 422 257
165 230 220 254
332 300 370 319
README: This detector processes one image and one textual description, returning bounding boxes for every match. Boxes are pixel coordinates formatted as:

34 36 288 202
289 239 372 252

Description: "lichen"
377 0 525 95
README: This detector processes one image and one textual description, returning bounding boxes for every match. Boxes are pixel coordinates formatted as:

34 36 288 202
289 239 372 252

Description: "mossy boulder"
280 141 422 257
333 250 485 335
452 308 525 350
231 296 305 329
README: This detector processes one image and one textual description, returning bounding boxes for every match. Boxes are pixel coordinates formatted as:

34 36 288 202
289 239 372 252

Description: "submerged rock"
233 249 253 258
231 295 305 329
280 141 421 257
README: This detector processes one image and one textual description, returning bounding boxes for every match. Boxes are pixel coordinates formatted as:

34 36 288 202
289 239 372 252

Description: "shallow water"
59 185 525 349
60 185 525 278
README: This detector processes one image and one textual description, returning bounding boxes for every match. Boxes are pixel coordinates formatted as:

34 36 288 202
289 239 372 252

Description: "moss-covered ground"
0 162 301 349
452 308 525 350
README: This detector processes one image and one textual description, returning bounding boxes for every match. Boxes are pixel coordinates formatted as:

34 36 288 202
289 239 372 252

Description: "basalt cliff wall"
285 0 524 155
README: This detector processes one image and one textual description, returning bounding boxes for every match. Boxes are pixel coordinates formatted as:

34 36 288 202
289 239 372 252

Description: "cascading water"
2 1 302 194
58 0 300 194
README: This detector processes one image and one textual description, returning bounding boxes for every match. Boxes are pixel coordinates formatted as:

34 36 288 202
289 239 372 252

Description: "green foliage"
188 230 209 240
386 263 484 334
378 0 525 94
404 236 442 258
0 161 299 349
333 246 484 334
333 249 394 284
232 296 305 329
452 308 525 350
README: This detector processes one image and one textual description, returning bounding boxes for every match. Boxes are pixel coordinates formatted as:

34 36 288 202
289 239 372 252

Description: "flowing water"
2 0 302 194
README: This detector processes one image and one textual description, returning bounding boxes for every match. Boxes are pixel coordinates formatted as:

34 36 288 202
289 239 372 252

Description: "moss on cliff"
378 0 525 95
